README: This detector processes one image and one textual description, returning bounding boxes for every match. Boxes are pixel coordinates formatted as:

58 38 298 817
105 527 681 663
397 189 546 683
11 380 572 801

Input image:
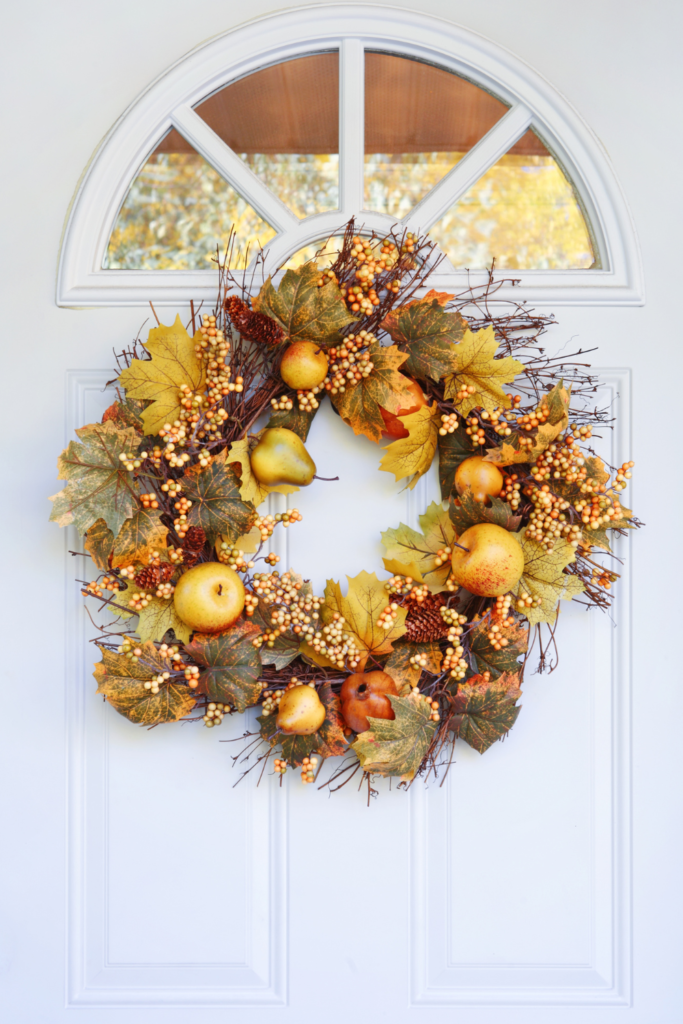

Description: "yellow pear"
280 341 329 390
250 427 316 486
277 684 326 735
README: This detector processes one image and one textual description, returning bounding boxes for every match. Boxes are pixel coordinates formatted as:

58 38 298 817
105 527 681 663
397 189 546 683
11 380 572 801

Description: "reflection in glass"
429 130 596 269
282 236 346 270
364 52 508 217
105 131 275 270
196 53 339 218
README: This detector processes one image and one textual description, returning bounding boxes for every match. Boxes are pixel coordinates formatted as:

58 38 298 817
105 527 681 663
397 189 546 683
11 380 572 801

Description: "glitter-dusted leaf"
94 642 196 726
512 534 585 626
183 451 257 543
385 642 443 695
117 315 205 436
226 436 298 505
253 263 356 347
49 421 140 536
102 397 146 432
111 508 168 567
381 502 456 592
449 491 522 535
322 571 408 670
469 619 529 680
84 518 114 571
450 671 522 753
379 402 440 489
444 327 524 415
186 620 262 713
381 290 466 381
258 682 348 766
331 341 414 443
136 594 192 644
484 381 571 466
251 600 301 670
437 422 477 499
266 403 319 441
352 693 436 778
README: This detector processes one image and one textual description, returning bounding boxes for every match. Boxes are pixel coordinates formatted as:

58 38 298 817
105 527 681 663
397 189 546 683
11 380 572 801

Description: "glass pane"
364 52 508 217
429 129 596 269
196 53 339 219
105 131 276 270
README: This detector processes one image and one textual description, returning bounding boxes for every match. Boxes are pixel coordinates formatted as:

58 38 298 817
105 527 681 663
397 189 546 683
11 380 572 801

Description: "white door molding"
56 3 644 309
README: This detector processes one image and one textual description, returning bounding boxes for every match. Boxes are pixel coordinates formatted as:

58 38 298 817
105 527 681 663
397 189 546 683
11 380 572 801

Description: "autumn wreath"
50 220 639 794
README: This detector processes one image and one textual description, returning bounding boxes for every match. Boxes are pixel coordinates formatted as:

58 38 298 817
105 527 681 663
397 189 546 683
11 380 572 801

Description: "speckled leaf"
258 682 348 766
183 451 257 543
251 600 300 670
449 491 522 535
512 534 585 625
186 620 263 713
111 508 168 567
102 397 146 432
94 642 196 726
49 421 141 536
322 571 407 669
352 693 436 778
266 403 319 441
450 671 522 753
444 327 523 415
331 341 414 443
381 502 456 592
379 402 440 489
84 518 115 571
469 619 529 680
437 423 477 499
381 290 466 381
385 642 443 695
253 263 356 346
117 315 205 435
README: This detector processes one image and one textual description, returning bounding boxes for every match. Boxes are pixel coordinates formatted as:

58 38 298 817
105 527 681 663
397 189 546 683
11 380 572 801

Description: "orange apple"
380 379 427 439
280 341 329 390
277 684 326 734
450 523 524 597
455 456 504 503
340 671 398 732
173 562 245 633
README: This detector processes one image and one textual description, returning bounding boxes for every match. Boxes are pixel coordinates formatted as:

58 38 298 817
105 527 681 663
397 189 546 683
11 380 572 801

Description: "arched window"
57 7 643 305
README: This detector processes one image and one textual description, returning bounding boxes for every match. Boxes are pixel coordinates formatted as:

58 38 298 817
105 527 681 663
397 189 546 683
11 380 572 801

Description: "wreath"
50 219 639 796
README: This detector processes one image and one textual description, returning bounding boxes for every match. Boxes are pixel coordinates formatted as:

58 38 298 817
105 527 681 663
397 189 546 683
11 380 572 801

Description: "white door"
2 3 680 1022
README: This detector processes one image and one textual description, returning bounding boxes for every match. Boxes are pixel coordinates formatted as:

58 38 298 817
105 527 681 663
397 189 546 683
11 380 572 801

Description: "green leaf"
381 501 456 592
94 642 196 726
49 421 141 536
352 693 436 779
186 620 263 713
331 341 414 443
111 508 169 567
266 403 319 441
449 491 522 535
253 263 356 346
450 671 522 753
437 423 477 500
258 682 348 766
183 451 257 544
384 642 443 695
381 290 466 381
251 600 301 670
512 534 585 626
84 518 115 571
468 619 529 680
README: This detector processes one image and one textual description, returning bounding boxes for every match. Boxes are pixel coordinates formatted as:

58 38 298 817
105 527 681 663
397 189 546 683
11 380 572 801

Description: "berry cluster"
439 412 460 435
377 602 400 630
308 613 362 670
203 702 229 727
442 645 468 681
217 542 255 572
440 607 467 645
117 640 142 662
300 756 319 784
261 689 284 716
323 332 375 395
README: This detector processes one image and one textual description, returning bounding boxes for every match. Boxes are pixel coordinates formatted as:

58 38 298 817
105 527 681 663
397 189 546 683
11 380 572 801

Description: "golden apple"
250 427 316 486
450 523 524 597
380 379 427 439
277 684 326 734
280 341 329 390
455 455 504 503
173 562 245 632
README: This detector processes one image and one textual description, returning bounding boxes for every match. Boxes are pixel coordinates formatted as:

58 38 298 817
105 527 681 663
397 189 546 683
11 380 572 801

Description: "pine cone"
399 592 449 643
158 563 175 583
182 526 206 552
180 552 199 568
225 294 284 346
134 566 160 590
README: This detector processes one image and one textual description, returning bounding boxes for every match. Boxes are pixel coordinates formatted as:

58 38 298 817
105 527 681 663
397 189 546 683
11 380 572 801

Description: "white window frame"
56 4 644 307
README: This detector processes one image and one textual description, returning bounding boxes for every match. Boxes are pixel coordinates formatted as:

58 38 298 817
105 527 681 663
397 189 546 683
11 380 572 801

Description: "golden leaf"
484 381 571 466
385 642 443 695
117 315 205 435
321 571 408 670
94 643 196 726
444 326 524 415
512 533 585 625
379 402 440 489
110 508 168 568
381 502 456 592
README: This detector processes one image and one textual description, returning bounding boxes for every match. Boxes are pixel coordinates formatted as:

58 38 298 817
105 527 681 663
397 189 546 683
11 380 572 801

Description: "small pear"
250 427 316 486
280 341 329 390
277 685 326 735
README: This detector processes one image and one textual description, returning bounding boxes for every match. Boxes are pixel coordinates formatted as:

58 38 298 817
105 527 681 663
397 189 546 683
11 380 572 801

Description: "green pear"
250 428 316 486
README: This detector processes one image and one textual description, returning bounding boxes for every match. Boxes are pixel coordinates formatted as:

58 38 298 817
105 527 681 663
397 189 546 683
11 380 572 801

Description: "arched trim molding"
56 4 644 307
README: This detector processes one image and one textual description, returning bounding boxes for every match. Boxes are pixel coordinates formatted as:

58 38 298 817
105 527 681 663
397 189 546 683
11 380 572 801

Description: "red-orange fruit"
379 379 427 439
340 670 398 733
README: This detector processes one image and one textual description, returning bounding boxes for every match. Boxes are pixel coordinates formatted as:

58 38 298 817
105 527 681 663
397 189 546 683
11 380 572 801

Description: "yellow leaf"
484 382 571 466
512 533 585 625
110 508 168 568
118 315 205 435
321 571 407 670
444 326 524 415
382 558 426 584
299 641 339 669
379 402 440 489
227 437 299 506
381 502 456 592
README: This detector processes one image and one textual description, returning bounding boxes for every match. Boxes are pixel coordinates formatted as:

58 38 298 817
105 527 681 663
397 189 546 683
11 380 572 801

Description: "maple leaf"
84 518 114 571
226 436 298 506
449 491 522 535
437 422 477 499
381 289 466 381
444 327 524 415
381 502 456 592
94 642 196 726
484 381 571 466
102 397 146 432
450 671 522 753
258 682 348 766
512 534 585 625
186 620 262 713
379 402 440 489
49 421 141 536
322 571 408 670
266 402 319 441
135 594 192 644
253 263 356 347
586 504 635 553
110 508 168 567
251 599 301 670
331 341 414 443
117 316 205 436
468 619 529 680
352 693 436 778
385 642 443 695
182 451 256 543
